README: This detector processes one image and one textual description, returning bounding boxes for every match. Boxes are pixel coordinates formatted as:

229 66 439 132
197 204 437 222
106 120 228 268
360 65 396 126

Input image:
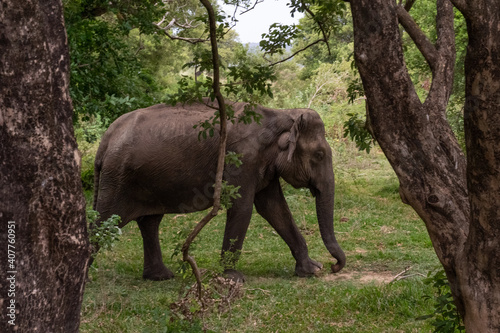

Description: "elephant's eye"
314 151 325 161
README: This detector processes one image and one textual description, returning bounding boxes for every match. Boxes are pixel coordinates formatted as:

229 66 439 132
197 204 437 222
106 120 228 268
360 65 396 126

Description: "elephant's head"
277 111 346 273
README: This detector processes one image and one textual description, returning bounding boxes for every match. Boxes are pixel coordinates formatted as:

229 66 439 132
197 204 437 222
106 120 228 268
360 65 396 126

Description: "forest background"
65 0 467 331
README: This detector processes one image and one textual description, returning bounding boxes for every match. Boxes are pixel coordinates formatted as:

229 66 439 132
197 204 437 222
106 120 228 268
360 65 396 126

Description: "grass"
80 138 440 332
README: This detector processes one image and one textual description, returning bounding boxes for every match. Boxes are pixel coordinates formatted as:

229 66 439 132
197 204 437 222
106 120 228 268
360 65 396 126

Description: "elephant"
92 99 345 281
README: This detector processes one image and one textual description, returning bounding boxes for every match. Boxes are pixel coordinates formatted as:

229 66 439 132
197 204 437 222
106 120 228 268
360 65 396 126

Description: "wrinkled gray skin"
93 100 345 281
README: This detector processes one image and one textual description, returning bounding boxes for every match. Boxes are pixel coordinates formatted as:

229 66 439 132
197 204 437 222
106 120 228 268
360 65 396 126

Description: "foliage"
81 168 95 192
260 23 299 57
64 0 166 124
419 269 465 333
166 53 276 108
188 103 262 142
225 151 243 168
74 115 105 191
87 209 122 255
291 6 353 80
63 0 212 125
447 104 465 152
400 0 437 88
225 63 275 100
343 113 375 153
271 0 349 58
347 77 364 104
219 181 241 209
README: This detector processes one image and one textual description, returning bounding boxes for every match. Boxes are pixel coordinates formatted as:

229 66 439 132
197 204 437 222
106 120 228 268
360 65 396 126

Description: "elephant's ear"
278 114 304 162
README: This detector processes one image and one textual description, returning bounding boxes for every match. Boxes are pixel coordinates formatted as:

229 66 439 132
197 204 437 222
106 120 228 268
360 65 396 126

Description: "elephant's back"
100 103 218 155
96 103 220 206
112 103 215 138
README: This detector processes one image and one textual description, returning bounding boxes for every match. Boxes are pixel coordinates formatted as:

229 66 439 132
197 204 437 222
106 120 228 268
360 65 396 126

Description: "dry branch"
180 0 228 301
155 10 208 44
389 266 426 283
265 38 326 66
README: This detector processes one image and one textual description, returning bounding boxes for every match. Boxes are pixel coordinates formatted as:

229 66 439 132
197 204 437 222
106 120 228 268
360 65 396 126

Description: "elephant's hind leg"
137 214 174 281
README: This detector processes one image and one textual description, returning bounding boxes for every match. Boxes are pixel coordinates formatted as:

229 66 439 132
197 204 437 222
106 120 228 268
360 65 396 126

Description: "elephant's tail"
92 156 102 211
93 128 111 211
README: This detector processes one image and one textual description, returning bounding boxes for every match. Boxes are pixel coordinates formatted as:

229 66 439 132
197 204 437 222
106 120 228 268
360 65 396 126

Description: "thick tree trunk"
350 0 468 275
351 0 500 331
0 0 89 332
452 1 500 330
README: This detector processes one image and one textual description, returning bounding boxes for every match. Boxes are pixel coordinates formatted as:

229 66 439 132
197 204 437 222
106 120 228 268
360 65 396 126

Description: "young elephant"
93 100 345 281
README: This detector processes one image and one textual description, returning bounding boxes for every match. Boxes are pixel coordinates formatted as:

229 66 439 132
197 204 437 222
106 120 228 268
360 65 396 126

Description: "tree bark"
0 0 89 332
351 0 500 330
452 0 500 330
350 0 468 270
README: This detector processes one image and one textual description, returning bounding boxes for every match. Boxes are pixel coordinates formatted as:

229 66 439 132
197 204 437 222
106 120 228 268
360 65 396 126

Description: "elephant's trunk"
315 183 346 273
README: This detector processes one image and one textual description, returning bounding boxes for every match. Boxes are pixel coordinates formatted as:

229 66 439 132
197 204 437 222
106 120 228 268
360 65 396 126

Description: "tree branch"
436 0 456 51
396 5 438 69
301 1 331 55
181 0 228 300
239 0 264 15
265 38 326 66
134 37 145 56
260 0 331 65
155 11 208 44
224 0 263 36
308 81 329 108
155 26 208 44
424 0 456 112
449 0 468 14
404 0 417 11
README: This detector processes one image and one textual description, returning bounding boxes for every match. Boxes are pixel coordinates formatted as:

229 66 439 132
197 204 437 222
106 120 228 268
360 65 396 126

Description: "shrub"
419 268 465 333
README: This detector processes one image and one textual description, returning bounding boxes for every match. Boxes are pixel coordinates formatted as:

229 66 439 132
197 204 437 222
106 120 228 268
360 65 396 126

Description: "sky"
220 0 303 44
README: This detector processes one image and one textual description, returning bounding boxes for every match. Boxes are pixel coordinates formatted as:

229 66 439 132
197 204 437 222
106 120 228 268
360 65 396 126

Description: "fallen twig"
389 266 426 283
244 287 271 294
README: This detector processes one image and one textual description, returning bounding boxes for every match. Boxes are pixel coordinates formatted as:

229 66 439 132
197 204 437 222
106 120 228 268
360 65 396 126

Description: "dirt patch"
329 319 356 328
322 270 394 284
380 225 396 234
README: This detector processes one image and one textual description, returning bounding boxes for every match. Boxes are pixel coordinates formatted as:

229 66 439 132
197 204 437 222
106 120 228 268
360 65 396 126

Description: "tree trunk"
350 0 500 330
451 0 500 330
0 0 89 332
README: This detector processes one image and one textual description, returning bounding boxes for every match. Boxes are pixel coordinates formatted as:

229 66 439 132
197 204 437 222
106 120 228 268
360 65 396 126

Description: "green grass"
81 143 439 332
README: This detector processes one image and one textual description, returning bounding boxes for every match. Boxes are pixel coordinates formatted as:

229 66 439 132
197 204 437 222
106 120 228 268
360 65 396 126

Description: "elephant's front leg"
221 192 255 282
254 179 323 277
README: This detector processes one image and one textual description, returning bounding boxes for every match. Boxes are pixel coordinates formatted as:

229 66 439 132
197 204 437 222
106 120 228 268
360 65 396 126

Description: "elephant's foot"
223 269 246 283
295 258 323 277
143 265 174 281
